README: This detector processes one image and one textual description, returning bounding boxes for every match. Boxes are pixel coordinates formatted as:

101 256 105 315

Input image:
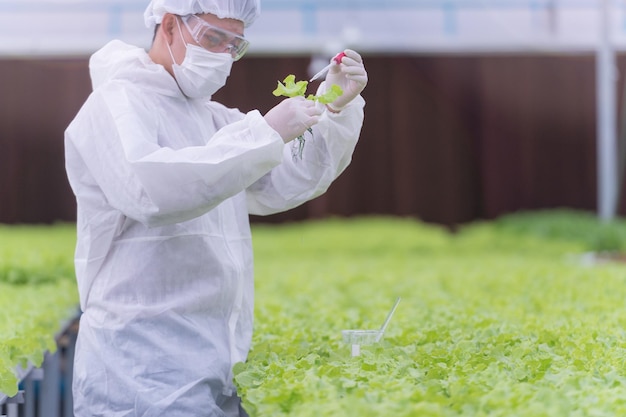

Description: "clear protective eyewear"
180 15 250 61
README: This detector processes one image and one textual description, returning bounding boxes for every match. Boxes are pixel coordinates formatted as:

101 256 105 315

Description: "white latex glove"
325 49 368 111
264 96 323 143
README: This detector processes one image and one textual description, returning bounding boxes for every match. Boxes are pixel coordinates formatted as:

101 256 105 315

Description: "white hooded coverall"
64 37 365 416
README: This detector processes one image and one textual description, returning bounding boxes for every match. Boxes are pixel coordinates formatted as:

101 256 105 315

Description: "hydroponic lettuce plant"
0 281 77 396
0 224 78 397
234 213 626 417
272 75 343 160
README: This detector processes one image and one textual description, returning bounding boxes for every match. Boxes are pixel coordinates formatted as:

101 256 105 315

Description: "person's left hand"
325 49 368 111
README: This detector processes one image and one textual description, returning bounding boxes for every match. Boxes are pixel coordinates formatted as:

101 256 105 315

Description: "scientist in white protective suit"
64 0 367 416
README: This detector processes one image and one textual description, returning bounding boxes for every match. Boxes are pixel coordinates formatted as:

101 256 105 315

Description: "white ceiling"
0 0 625 57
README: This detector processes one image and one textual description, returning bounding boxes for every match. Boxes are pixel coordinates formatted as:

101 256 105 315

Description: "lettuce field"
238 211 626 416
0 223 77 397
3 210 626 416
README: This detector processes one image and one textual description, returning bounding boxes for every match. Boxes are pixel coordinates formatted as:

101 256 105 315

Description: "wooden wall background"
0 53 622 226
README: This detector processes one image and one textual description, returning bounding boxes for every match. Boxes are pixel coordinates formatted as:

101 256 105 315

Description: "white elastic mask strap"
166 18 186 66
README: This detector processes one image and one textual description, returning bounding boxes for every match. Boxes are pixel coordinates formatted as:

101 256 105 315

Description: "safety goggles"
181 14 250 61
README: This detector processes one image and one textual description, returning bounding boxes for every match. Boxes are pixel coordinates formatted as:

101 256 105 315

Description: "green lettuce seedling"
309 84 343 104
272 75 308 98
273 75 343 104
272 75 344 160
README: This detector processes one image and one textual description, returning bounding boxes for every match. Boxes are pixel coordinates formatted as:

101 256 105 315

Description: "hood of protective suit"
89 40 181 98
145 0 261 28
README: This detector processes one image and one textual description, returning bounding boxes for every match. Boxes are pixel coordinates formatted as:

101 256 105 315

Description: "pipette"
309 52 346 82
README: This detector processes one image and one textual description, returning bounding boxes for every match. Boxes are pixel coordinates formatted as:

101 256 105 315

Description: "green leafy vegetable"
272 75 308 98
308 84 344 104
0 224 78 397
271 74 344 160
234 211 626 416
272 75 343 103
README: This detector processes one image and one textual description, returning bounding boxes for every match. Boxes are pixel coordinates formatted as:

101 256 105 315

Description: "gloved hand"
264 96 323 143
325 49 368 111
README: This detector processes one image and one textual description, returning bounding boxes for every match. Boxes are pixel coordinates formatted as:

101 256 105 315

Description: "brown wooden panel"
476 54 597 218
0 53 619 225
0 59 91 223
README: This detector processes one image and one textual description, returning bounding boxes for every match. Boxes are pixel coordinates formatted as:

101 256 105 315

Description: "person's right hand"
264 96 322 143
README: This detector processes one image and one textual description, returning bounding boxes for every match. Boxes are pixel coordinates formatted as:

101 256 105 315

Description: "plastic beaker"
342 329 381 356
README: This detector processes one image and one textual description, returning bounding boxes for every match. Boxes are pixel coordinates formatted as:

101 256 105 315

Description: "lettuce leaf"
308 84 344 104
273 74 343 104
272 75 308 98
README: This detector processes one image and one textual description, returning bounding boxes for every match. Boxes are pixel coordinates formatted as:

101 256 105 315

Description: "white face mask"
167 19 233 99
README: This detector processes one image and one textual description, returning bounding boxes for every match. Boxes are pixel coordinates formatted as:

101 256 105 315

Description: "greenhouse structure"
3 1 626 416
